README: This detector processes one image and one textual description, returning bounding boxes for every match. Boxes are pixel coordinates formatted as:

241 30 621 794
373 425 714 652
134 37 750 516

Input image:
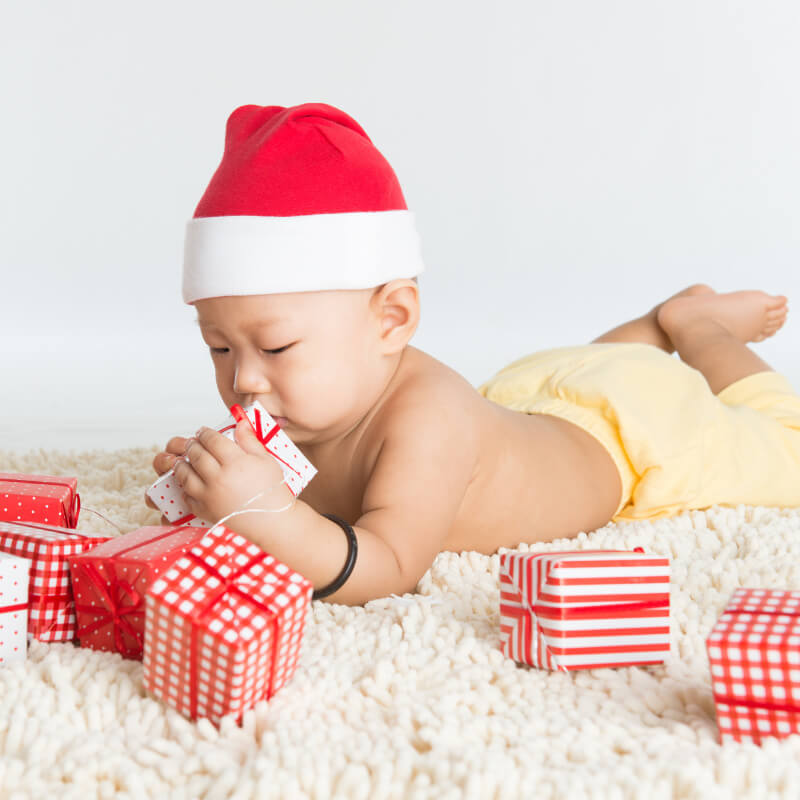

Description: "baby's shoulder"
377 346 489 442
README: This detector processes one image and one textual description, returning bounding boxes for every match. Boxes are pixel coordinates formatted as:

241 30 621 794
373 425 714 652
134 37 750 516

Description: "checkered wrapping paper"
1 551 30 665
0 520 111 642
0 472 81 528
146 401 317 527
500 549 671 671
707 587 800 745
143 524 312 725
68 525 207 660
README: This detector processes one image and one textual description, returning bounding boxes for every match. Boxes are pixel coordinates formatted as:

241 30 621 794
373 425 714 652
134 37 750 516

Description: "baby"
146 102 800 606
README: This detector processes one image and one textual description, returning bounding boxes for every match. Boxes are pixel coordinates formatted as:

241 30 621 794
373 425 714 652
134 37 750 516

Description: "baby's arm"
226 400 480 605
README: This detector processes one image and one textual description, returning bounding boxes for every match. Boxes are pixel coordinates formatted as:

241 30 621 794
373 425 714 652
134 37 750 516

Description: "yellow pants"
477 342 800 521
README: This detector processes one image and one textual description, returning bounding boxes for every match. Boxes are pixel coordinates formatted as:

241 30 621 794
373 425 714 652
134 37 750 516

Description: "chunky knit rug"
2 445 800 800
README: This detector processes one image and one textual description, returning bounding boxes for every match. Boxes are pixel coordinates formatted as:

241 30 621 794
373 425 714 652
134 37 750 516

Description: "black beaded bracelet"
312 513 359 600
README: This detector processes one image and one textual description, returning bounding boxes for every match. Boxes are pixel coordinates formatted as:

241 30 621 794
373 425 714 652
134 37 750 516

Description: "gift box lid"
0 520 110 555
0 473 80 527
501 549 671 612
71 525 208 563
148 525 313 647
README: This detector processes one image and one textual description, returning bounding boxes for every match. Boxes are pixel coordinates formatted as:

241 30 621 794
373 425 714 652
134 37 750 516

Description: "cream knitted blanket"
2 445 800 800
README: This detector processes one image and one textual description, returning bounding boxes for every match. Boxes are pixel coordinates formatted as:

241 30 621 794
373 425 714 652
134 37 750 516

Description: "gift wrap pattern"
0 472 81 528
68 525 208 660
146 401 317 527
143 524 313 724
0 551 30 665
707 587 800 745
500 549 671 670
0 521 111 641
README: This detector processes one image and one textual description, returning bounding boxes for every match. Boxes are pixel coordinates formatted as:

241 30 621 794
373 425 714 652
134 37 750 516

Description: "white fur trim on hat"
182 209 425 303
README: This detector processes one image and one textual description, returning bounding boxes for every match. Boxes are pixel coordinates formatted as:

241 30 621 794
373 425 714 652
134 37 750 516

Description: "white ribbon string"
207 476 297 537
80 506 125 534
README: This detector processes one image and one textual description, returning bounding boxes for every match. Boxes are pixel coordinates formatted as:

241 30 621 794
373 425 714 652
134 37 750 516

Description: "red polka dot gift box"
0 520 111 642
1 551 30 665
146 401 317 528
707 587 800 745
499 549 671 671
0 472 81 528
67 525 209 660
142 523 313 725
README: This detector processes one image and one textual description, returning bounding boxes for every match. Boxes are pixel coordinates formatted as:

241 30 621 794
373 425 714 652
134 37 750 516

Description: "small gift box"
146 401 317 528
143 524 313 724
499 548 671 671
0 520 111 641
1 552 30 665
68 525 208 660
707 587 800 745
0 472 81 528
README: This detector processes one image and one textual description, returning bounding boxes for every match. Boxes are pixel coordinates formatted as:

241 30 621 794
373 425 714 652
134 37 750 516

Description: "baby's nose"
233 363 271 395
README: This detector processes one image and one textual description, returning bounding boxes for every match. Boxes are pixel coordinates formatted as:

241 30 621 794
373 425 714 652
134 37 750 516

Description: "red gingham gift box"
0 473 81 528
143 524 313 725
146 401 317 528
500 549 671 671
68 525 208 660
707 587 800 745
0 520 111 641
1 551 30 665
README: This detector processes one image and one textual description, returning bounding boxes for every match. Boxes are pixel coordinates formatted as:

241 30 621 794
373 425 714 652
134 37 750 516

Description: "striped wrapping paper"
707 587 800 745
499 549 671 671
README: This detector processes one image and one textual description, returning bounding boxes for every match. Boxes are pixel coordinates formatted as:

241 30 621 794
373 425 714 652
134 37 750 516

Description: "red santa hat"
182 102 425 304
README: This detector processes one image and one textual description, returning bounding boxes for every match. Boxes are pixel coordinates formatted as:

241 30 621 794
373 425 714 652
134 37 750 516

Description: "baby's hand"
144 435 191 517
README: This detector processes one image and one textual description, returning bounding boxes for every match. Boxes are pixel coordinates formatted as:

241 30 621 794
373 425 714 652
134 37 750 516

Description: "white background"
2 1 799 454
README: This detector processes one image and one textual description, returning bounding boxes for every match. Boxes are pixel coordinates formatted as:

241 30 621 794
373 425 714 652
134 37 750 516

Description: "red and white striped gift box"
146 401 317 527
0 520 111 641
0 473 81 528
500 549 671 670
707 587 800 745
143 524 312 725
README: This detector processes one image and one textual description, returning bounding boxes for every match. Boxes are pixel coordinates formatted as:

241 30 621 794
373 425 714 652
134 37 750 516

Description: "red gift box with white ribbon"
499 549 671 671
143 524 313 724
146 401 317 528
707 587 800 745
1 551 30 665
68 525 208 660
0 473 81 528
0 520 111 642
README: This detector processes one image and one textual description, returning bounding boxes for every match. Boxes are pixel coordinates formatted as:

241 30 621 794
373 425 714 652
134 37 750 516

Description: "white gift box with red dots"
0 472 81 528
0 551 30 665
142 524 312 725
0 520 111 642
707 587 800 745
146 401 317 527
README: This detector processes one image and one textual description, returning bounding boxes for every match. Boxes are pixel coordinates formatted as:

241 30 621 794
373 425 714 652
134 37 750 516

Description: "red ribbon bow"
73 562 145 658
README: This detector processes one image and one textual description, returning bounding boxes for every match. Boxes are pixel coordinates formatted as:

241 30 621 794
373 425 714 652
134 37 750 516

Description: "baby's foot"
657 290 789 344
639 284 716 351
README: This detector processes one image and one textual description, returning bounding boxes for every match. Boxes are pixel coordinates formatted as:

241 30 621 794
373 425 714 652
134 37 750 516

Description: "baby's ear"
370 279 420 354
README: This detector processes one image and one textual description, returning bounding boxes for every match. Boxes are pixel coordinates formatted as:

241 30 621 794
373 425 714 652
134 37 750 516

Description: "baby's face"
194 289 383 445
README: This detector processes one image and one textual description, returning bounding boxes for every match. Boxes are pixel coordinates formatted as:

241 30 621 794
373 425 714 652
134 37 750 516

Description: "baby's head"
183 104 425 444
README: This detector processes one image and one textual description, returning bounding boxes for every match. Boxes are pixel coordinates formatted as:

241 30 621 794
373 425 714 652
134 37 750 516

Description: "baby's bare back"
299 346 623 556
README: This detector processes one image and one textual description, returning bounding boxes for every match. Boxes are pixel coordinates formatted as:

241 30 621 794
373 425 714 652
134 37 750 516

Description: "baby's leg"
591 284 714 352
656 291 789 394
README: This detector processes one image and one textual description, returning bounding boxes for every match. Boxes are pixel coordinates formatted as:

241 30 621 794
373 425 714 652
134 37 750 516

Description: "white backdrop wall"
2 0 799 452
